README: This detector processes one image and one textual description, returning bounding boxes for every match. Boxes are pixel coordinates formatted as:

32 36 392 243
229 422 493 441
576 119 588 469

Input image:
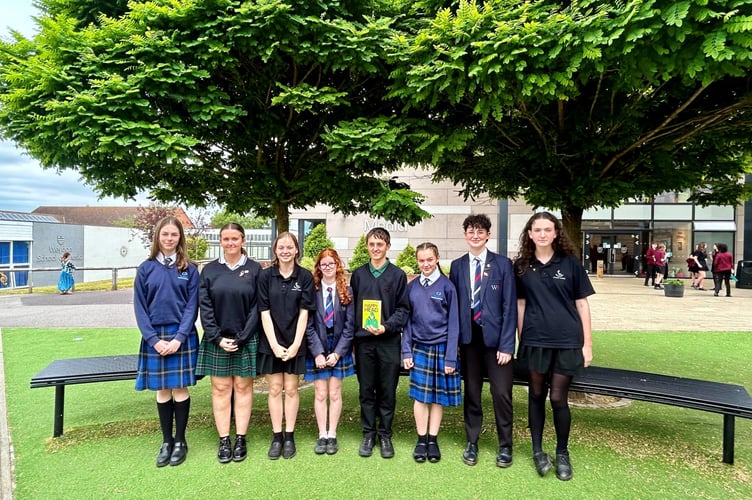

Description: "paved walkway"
0 279 750 498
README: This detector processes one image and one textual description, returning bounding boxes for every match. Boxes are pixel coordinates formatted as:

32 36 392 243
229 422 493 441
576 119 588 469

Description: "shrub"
303 223 334 259
348 234 370 271
299 256 315 271
396 244 418 273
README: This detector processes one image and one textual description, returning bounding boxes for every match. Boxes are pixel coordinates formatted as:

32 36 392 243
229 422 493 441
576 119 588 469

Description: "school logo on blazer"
491 284 500 291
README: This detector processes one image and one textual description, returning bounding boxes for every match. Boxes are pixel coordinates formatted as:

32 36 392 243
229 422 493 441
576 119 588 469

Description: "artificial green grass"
3 328 751 499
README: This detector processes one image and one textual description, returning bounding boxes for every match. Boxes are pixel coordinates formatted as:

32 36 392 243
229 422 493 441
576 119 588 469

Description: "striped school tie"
324 287 334 328
472 257 482 322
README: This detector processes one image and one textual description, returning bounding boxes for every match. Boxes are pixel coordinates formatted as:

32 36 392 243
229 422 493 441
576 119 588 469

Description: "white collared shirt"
321 280 336 304
420 268 441 287
468 248 488 293
219 253 247 271
159 252 177 265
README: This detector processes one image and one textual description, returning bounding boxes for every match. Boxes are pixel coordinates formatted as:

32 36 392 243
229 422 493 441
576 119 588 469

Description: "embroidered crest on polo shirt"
291 282 302 291
553 270 566 280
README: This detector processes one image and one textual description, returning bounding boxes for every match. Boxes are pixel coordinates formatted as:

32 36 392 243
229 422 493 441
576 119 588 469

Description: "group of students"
133 212 594 482
645 240 736 297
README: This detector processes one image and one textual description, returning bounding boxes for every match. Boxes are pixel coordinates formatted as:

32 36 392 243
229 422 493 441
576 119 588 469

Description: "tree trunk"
273 202 290 235
560 206 584 259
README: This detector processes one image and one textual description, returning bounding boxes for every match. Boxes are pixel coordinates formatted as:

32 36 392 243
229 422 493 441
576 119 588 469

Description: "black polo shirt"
515 253 595 349
257 264 316 351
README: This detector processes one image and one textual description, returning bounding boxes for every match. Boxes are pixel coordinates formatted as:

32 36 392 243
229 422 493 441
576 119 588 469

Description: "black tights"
528 370 573 454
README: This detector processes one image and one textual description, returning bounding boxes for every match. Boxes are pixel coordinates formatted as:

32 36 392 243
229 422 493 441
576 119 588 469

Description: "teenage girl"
134 216 200 467
257 232 316 460
514 212 594 481
197 223 261 463
401 242 461 463
305 249 355 455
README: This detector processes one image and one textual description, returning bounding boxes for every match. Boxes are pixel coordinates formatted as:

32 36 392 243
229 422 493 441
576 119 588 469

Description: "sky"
0 0 151 213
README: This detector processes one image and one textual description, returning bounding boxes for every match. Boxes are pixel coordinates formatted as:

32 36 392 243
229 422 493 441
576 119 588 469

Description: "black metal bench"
30 355 138 438
30 356 752 464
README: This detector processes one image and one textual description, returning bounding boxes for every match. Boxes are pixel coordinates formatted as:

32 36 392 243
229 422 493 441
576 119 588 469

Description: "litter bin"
736 260 752 289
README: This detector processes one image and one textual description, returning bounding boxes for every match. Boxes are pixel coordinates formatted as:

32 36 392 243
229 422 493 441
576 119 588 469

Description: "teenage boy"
350 227 410 458
449 214 517 468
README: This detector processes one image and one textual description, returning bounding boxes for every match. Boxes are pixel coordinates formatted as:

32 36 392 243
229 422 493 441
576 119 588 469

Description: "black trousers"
643 263 656 285
460 322 514 448
354 335 401 439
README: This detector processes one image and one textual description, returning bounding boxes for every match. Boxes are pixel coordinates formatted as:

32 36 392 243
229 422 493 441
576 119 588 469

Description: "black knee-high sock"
173 398 190 443
157 399 174 444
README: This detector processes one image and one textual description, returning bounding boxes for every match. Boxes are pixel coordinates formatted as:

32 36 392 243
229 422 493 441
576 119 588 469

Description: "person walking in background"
514 212 594 482
643 242 658 287
449 214 517 469
351 227 410 459
402 242 461 464
197 223 261 464
712 243 734 297
134 216 200 468
257 232 316 460
689 243 709 291
305 249 355 456
57 251 76 294
653 243 667 290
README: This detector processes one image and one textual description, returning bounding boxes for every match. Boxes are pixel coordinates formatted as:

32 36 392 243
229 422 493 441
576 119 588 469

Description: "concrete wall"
30 223 148 287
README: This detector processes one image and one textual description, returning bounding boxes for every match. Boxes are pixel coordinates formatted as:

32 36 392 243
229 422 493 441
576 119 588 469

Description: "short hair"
366 227 390 246
717 243 728 253
462 214 491 232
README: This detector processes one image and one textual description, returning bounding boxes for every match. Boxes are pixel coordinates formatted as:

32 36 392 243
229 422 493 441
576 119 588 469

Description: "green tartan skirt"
196 336 258 378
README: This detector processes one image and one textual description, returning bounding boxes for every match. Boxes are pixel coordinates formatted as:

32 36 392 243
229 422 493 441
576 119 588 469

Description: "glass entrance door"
584 233 639 275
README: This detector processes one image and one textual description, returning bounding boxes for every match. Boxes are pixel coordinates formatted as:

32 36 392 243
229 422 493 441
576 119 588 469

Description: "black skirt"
517 345 584 377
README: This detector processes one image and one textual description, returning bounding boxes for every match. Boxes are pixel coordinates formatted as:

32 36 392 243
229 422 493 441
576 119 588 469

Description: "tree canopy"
0 0 429 232
380 0 752 244
2 0 751 245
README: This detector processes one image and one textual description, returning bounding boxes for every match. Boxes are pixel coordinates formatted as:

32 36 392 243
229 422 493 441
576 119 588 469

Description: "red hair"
313 249 351 305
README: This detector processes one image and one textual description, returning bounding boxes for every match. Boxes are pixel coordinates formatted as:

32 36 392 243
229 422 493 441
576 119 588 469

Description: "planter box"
664 284 684 297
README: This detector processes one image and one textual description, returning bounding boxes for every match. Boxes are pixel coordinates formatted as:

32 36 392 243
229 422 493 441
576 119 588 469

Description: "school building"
288 166 750 281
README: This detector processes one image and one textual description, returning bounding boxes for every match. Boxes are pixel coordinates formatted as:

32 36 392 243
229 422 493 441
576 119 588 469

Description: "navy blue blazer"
449 250 517 354
305 285 355 359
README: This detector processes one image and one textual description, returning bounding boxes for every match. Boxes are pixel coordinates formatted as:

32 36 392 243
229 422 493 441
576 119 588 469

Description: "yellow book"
362 299 382 329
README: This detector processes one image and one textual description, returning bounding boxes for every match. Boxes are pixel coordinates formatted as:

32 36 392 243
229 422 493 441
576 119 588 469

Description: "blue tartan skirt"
135 324 199 391
408 341 461 407
304 333 355 381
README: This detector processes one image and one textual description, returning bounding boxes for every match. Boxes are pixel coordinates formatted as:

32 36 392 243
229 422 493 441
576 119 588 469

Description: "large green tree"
0 0 429 232
375 0 752 247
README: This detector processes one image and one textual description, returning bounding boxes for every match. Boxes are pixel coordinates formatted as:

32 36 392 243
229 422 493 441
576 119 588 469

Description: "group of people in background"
132 212 594 483
645 240 736 297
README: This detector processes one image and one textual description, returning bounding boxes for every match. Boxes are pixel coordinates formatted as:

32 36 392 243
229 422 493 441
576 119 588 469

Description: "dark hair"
366 227 391 246
514 211 575 275
313 248 351 305
415 242 445 275
462 214 491 232
717 243 728 253
61 252 71 260
149 215 191 271
220 222 248 255
271 231 300 266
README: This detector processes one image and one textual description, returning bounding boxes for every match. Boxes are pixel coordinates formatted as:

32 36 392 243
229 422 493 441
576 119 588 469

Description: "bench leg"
722 414 734 465
53 385 65 438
